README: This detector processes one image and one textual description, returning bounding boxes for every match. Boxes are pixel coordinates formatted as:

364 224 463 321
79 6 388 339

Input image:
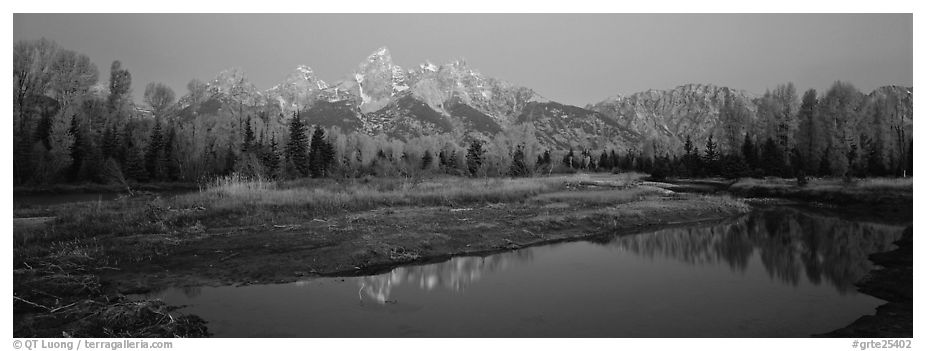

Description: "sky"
13 13 913 106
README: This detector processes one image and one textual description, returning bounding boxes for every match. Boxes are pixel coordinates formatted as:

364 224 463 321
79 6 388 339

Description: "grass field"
10 172 754 337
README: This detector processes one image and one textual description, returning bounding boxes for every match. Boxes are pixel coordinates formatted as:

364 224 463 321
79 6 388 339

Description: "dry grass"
732 176 913 192
177 174 569 213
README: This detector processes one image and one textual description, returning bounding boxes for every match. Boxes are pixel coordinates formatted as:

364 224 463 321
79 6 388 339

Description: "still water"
147 207 906 337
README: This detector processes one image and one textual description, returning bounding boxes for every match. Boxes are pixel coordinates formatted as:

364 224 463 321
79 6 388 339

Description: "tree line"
12 38 913 186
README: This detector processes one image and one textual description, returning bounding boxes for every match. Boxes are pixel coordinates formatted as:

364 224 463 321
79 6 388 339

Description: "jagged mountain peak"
207 68 263 104
351 46 409 113
370 46 390 58
281 65 328 90
359 46 396 70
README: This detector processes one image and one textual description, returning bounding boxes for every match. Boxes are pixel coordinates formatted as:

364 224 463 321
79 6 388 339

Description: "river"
141 206 906 337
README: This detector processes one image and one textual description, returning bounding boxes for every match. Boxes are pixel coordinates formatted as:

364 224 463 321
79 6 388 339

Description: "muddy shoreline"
819 227 913 337
101 195 748 293
13 175 912 337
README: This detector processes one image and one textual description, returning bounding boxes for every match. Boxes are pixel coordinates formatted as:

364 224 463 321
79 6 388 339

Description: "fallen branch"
219 252 240 262
14 295 52 311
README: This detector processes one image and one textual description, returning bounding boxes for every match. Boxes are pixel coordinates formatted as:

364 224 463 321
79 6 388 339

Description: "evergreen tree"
421 149 434 170
162 126 179 180
68 115 85 181
465 140 484 177
818 147 833 176
791 148 807 183
650 154 669 180
609 150 618 170
14 132 34 184
598 150 611 170
222 144 237 175
761 137 786 177
508 144 529 177
262 134 281 178
795 89 819 174
144 121 164 180
33 112 53 150
308 125 335 178
438 150 448 168
447 150 459 172
741 132 756 172
866 139 885 177
241 115 255 154
703 134 719 176
285 112 309 177
124 147 148 181
106 124 122 160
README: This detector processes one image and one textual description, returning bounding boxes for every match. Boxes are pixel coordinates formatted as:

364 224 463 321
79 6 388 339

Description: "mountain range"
182 47 912 153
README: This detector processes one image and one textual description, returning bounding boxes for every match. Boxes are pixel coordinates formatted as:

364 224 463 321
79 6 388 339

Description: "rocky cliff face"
184 49 910 154
188 47 642 150
587 84 758 151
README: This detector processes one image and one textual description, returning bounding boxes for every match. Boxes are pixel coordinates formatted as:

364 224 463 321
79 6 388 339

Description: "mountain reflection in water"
358 249 534 303
358 207 905 303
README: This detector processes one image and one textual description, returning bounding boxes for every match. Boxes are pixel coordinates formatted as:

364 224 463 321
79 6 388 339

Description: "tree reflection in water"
357 207 905 304
358 249 534 304
609 208 905 293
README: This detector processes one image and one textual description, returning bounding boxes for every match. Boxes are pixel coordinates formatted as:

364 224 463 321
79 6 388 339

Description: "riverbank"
661 177 913 222
820 227 913 338
13 173 749 337
13 182 200 196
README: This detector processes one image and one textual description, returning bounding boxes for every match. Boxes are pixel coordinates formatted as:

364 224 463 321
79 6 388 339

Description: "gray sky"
14 13 912 106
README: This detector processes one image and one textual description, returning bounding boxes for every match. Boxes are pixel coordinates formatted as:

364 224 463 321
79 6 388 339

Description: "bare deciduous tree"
144 82 176 119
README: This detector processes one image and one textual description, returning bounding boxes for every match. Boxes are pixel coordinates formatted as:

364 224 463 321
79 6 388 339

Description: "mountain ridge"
189 47 911 153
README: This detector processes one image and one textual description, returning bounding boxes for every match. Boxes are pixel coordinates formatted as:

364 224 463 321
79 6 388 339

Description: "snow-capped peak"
294 65 315 78
420 60 438 72
365 46 392 64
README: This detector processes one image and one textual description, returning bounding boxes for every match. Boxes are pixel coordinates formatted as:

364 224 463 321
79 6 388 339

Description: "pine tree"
741 132 756 172
466 140 484 177
162 126 179 180
421 150 434 170
795 89 819 174
508 144 528 177
144 121 164 180
819 147 833 176
598 151 611 170
34 112 53 150
438 149 447 168
68 115 85 181
14 132 34 184
761 137 785 177
262 134 281 178
703 134 719 176
124 147 148 181
242 115 255 154
308 125 333 178
285 112 309 177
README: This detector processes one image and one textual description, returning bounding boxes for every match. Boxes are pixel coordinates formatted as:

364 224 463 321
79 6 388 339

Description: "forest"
13 38 913 187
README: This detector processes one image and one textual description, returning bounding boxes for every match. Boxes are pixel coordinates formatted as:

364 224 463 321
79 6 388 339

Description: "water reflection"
358 249 534 303
357 207 905 304
608 208 905 292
